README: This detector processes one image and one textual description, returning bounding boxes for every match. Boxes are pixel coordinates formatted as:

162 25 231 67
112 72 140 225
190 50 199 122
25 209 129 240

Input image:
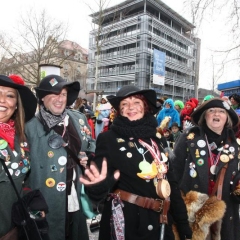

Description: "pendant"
210 165 216 175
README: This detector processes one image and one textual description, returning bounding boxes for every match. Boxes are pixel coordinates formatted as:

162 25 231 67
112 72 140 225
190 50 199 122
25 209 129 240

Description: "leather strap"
211 164 228 200
114 189 164 213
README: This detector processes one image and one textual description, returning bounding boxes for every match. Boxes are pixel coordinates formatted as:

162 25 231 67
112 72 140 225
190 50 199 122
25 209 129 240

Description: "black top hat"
107 85 160 115
35 74 80 106
0 75 37 122
191 98 239 127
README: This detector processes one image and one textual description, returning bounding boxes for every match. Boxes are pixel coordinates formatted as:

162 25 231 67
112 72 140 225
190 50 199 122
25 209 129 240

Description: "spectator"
80 85 192 240
156 98 180 128
173 98 240 239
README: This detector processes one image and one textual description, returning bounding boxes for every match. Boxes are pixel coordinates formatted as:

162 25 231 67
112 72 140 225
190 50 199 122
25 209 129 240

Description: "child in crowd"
170 122 181 144
162 128 174 149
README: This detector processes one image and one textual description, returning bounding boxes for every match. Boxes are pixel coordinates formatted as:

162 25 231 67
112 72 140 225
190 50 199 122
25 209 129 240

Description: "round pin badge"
79 119 84 125
190 168 197 178
210 165 217 175
56 182 66 191
126 152 132 158
46 178 56 187
21 167 28 174
58 156 67 166
128 142 135 148
229 147 235 153
220 154 229 163
48 151 54 158
197 159 204 166
1 149 8 157
0 140 8 150
11 162 18 169
197 140 206 148
200 150 206 156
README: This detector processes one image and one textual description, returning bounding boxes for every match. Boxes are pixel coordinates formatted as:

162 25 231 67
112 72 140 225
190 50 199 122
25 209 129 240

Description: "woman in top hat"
0 75 37 239
173 98 240 239
80 85 192 240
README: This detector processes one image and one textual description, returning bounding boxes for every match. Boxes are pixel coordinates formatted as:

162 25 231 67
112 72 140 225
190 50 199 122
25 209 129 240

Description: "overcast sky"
0 0 239 90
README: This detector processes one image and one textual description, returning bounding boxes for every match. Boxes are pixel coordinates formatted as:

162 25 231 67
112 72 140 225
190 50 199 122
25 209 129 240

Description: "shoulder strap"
0 158 21 200
211 164 228 200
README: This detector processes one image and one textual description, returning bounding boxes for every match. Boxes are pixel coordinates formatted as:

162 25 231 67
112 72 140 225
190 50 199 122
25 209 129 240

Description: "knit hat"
189 98 199 108
203 95 215 102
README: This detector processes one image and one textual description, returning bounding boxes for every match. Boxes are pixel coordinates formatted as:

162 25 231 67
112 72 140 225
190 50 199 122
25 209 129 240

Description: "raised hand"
79 157 120 185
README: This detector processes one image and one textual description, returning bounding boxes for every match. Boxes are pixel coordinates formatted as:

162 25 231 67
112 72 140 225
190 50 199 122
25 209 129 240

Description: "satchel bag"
0 158 50 240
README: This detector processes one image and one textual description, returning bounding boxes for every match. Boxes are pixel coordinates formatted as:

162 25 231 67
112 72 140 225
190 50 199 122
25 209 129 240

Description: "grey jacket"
0 138 30 237
25 109 96 240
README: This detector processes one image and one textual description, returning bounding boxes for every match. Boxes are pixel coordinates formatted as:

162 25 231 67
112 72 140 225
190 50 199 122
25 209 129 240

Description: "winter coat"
0 137 30 237
86 129 191 240
156 99 180 127
173 126 240 240
25 109 96 240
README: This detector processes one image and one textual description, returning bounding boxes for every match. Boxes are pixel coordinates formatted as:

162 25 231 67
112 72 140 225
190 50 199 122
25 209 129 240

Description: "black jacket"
173 126 240 240
86 128 191 240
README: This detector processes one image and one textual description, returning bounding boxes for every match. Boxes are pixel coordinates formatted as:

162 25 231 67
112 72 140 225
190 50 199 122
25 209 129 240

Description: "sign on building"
153 49 166 86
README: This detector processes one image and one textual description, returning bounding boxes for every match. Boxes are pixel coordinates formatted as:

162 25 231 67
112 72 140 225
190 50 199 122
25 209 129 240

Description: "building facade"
87 0 200 100
1 40 88 90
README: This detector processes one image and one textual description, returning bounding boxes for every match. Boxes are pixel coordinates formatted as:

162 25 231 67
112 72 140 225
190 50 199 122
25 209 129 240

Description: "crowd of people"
1 73 240 240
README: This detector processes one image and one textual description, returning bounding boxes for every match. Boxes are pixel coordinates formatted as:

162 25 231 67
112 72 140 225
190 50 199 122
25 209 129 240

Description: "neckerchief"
39 105 67 132
0 119 15 150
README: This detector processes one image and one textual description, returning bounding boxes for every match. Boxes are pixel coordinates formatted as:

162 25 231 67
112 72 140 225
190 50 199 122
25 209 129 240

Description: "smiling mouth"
213 118 220 122
0 106 7 111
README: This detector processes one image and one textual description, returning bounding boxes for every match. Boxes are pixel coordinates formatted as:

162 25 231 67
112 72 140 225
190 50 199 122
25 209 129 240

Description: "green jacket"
25 109 96 240
0 138 30 237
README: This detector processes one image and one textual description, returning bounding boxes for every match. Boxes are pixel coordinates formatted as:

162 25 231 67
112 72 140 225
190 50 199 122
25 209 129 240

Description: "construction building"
87 0 201 100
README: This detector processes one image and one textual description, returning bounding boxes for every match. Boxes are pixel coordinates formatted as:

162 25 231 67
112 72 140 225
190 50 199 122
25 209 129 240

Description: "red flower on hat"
8 74 25 85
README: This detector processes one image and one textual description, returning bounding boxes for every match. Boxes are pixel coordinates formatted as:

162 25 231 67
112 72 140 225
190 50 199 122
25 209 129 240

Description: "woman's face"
0 86 18 123
230 97 238 106
120 96 144 121
205 107 228 134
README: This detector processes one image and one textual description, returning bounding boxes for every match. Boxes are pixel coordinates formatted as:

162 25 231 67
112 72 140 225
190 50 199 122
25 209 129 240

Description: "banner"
153 49 166 86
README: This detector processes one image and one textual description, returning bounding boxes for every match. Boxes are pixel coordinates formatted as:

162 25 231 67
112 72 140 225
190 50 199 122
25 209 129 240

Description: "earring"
15 106 17 109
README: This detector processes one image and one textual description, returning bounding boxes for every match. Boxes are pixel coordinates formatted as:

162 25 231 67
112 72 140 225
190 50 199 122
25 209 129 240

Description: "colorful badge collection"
44 117 90 191
187 133 238 178
1 140 30 177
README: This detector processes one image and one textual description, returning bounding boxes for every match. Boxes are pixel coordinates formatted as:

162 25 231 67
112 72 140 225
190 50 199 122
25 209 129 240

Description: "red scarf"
0 119 15 150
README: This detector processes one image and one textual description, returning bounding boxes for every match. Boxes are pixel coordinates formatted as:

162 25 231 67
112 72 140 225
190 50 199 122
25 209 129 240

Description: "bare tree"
183 0 240 88
85 0 121 110
0 8 74 86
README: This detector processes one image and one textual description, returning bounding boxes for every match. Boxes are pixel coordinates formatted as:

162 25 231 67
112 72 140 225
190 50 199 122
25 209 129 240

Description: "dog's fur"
173 191 226 240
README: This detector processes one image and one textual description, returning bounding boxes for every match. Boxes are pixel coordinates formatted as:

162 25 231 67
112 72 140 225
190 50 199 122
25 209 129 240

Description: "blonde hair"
198 110 233 128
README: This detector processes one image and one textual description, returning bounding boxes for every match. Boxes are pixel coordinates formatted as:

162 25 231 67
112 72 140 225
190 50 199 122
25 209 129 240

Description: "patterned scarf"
39 105 67 133
0 119 15 150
